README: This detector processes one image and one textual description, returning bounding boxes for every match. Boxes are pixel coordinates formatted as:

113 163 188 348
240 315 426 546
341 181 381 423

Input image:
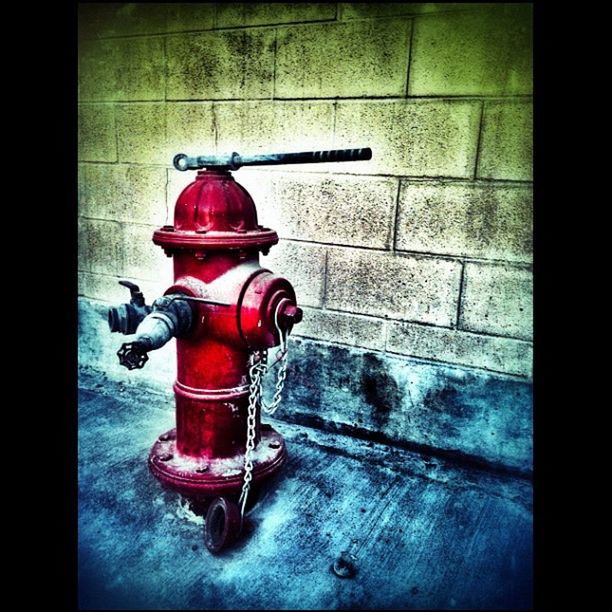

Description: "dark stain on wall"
424 384 466 418
361 352 403 429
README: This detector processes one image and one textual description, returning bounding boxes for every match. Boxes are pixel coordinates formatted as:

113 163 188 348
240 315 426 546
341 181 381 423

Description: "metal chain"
237 304 291 521
264 301 289 415
261 346 288 415
238 352 263 521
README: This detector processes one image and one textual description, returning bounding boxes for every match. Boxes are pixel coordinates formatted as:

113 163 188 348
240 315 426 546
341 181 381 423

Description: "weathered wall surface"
78 3 533 471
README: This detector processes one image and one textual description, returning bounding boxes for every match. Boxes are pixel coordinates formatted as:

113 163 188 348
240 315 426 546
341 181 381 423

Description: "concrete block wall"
78 3 533 470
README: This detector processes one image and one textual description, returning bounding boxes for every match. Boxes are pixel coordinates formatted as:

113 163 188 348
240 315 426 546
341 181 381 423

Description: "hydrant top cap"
153 170 279 252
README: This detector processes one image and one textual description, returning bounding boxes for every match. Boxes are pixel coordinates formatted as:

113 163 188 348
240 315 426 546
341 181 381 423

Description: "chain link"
261 346 288 416
238 304 290 521
238 352 263 520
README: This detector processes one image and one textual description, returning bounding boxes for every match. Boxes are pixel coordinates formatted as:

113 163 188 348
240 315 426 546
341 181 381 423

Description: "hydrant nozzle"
115 294 194 369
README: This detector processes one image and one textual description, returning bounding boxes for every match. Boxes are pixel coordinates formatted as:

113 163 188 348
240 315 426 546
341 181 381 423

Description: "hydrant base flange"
148 427 287 500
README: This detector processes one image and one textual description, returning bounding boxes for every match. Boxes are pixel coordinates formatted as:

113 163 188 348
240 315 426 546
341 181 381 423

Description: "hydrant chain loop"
239 352 264 521
238 339 287 521
260 304 289 416
261 349 288 416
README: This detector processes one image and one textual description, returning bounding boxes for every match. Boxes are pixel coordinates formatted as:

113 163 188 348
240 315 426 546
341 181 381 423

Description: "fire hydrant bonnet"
153 170 278 253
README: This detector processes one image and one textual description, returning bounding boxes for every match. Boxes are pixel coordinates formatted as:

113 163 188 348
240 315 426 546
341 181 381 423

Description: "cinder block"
460 262 532 340
78 272 170 305
116 104 168 165
237 171 397 249
78 104 116 162
396 182 532 262
408 5 533 96
122 224 174 282
275 19 411 98
78 217 90 272
78 164 114 219
78 164 167 226
113 37 166 101
387 321 533 378
78 38 117 101
79 3 215 38
78 271 87 297
79 37 165 101
165 4 215 33
334 99 480 177
214 100 334 158
326 248 462 326
339 3 487 19
166 29 275 100
79 218 124 276
216 3 336 27
79 3 112 39
477 100 533 181
262 240 326 308
294 307 386 351
110 165 168 227
78 3 168 38
166 102 216 162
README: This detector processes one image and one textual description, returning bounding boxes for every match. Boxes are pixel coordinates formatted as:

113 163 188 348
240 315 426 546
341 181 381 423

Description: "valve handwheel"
117 342 149 370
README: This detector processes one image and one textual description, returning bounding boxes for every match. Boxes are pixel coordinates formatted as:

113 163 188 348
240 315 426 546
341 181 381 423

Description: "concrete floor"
78 367 532 610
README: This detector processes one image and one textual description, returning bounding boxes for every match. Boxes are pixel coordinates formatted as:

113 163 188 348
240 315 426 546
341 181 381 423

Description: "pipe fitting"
117 293 194 370
108 280 152 335
133 311 177 351
151 295 194 338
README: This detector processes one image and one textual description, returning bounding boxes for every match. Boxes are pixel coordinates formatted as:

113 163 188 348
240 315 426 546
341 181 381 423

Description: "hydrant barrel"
107 145 371 549
147 168 300 499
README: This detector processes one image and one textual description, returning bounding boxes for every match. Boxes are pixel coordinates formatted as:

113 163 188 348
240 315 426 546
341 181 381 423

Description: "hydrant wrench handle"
173 147 372 171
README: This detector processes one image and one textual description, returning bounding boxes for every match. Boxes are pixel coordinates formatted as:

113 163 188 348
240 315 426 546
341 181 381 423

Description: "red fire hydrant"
108 147 372 551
